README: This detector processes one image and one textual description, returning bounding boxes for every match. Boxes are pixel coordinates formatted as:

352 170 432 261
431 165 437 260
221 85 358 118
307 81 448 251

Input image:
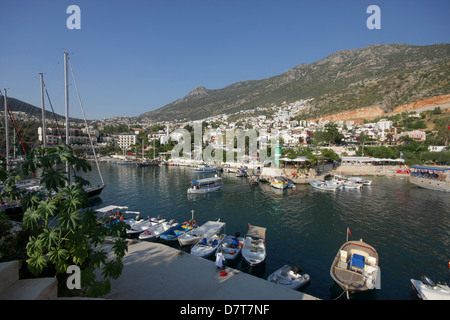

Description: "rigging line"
68 57 105 186
7 103 27 157
44 85 63 144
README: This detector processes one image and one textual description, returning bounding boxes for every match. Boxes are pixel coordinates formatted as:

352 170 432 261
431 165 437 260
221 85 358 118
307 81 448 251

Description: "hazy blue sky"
1 0 449 119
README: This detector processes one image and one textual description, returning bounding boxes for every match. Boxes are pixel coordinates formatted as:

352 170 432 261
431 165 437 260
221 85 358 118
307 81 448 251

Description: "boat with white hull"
178 220 225 247
330 230 381 297
242 224 266 266
139 219 178 241
187 176 223 194
267 265 310 290
408 165 450 192
411 276 450 300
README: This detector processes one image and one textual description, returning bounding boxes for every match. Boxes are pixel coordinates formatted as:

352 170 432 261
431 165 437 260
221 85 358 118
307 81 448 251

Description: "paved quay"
104 240 319 300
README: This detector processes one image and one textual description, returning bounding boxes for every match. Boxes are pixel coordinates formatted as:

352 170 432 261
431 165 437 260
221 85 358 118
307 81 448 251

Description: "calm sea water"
81 162 450 300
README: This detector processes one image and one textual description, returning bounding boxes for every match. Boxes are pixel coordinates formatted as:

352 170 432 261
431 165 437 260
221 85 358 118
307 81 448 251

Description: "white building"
118 133 137 150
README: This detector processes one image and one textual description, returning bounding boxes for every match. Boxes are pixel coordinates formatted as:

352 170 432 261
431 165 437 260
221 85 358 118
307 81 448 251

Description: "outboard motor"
421 275 437 288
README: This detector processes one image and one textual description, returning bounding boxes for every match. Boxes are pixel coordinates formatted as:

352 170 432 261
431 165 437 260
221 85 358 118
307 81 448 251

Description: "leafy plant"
7 144 128 297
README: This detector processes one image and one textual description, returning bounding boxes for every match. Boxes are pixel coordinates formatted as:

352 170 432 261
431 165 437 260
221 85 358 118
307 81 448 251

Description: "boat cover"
191 221 226 236
95 205 128 213
247 225 266 239
351 254 365 270
191 177 222 184
410 166 450 172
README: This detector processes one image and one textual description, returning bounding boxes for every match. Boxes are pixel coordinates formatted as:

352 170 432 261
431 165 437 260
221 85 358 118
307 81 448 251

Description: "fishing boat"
215 233 244 260
309 180 339 192
330 229 381 296
408 165 450 192
126 216 166 236
267 265 310 290
270 176 287 189
242 224 266 266
139 219 178 241
187 176 223 194
178 220 225 247
410 276 450 300
190 233 226 258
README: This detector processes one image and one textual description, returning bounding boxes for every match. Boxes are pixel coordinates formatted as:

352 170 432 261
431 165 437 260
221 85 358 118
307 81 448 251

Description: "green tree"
6 144 128 297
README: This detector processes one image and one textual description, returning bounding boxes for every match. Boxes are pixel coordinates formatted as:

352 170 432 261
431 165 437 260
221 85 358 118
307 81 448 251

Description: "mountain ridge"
139 43 450 122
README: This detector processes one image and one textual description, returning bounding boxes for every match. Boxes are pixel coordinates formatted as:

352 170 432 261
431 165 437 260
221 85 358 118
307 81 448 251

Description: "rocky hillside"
140 43 450 122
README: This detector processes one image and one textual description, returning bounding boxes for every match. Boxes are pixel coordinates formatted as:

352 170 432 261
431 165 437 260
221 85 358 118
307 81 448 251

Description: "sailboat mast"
39 73 46 148
64 50 70 182
3 89 8 171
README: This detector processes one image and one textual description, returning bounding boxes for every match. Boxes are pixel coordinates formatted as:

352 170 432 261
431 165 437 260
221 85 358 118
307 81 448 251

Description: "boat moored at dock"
408 165 450 192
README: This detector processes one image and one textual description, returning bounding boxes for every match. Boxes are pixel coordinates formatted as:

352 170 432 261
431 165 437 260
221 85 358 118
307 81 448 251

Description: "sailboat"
63 51 106 198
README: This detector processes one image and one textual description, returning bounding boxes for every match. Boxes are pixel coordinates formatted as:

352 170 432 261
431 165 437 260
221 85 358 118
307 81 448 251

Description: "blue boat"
159 220 198 241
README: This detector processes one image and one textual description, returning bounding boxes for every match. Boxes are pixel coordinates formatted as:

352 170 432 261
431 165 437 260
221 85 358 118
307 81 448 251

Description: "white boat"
342 181 362 190
139 219 178 241
190 164 217 173
126 216 166 236
242 224 266 266
187 176 223 194
267 265 310 290
236 167 248 177
95 205 141 227
348 177 372 186
411 276 450 300
270 176 287 189
215 233 244 260
309 180 339 192
330 232 381 295
178 220 225 247
190 233 226 258
408 165 450 192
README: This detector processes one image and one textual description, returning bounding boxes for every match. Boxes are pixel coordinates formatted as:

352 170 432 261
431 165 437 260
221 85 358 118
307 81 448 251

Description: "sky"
1 0 449 120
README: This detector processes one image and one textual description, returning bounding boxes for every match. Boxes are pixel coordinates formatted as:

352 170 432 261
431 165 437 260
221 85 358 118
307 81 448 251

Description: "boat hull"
409 176 450 192
330 240 380 293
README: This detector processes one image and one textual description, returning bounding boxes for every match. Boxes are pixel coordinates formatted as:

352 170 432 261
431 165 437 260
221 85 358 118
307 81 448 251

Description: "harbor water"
82 162 450 300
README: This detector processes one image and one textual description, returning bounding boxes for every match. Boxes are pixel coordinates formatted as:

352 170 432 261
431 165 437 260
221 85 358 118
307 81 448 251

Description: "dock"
103 240 319 300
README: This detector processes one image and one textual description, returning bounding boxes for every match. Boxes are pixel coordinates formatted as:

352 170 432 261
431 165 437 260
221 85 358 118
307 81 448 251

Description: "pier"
103 240 319 300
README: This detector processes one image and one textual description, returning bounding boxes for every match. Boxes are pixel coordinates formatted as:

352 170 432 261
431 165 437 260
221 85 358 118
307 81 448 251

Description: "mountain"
139 43 450 122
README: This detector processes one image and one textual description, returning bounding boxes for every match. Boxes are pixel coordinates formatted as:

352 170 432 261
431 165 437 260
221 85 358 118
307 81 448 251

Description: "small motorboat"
190 233 226 258
342 181 362 190
411 276 450 300
215 233 244 260
248 175 260 186
126 216 166 236
242 224 266 266
309 180 339 192
178 220 225 247
138 219 178 241
159 220 197 241
267 265 310 290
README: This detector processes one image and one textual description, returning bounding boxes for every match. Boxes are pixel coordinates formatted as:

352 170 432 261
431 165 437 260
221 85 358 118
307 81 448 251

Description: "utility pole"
3 89 9 171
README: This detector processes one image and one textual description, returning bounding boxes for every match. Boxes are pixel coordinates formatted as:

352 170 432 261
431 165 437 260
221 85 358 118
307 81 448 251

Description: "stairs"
0 260 57 300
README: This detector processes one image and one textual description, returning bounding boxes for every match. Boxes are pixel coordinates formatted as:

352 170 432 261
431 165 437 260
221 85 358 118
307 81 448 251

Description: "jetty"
103 240 319 300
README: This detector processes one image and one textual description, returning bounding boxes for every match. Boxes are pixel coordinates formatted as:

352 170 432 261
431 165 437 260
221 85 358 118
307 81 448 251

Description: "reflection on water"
80 163 450 300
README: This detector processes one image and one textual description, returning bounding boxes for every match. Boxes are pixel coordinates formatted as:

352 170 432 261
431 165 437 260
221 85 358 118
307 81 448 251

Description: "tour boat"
267 265 310 290
190 164 217 173
187 176 223 194
408 165 450 192
242 224 266 266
